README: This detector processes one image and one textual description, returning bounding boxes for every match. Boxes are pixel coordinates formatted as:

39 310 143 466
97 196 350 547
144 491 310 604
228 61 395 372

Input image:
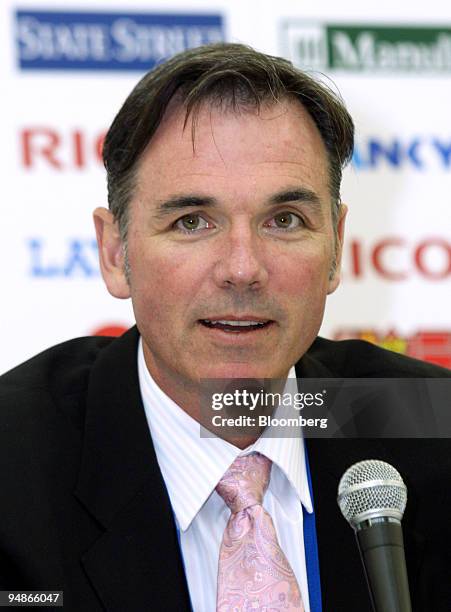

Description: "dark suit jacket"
0 327 449 611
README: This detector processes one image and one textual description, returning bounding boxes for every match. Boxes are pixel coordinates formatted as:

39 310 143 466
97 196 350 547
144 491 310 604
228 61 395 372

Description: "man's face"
96 98 346 403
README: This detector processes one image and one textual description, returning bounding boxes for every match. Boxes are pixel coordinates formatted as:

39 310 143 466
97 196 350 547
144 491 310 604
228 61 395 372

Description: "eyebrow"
268 188 322 212
153 187 323 218
154 195 217 218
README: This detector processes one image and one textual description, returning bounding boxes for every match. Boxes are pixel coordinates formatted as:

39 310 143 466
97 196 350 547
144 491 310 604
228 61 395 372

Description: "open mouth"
199 319 273 333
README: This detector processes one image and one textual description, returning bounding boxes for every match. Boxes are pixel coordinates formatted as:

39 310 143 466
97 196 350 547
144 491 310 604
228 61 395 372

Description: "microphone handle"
356 521 412 612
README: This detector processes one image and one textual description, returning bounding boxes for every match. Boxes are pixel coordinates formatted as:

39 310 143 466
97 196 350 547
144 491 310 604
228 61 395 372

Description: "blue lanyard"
303 445 322 612
174 447 322 612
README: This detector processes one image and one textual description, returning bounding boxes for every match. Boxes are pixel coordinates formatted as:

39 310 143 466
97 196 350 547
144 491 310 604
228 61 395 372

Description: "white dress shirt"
137 338 313 612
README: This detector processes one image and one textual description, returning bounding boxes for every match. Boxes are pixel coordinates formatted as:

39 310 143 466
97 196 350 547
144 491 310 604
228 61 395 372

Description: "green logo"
283 23 451 72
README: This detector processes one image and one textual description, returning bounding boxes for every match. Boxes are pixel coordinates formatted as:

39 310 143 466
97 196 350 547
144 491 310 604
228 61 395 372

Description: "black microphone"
337 460 412 612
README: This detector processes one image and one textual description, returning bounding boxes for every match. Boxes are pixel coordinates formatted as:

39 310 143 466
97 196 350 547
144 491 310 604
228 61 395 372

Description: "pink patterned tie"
216 452 304 611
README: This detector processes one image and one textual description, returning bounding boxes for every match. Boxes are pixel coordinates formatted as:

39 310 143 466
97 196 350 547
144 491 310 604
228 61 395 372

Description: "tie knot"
216 453 272 513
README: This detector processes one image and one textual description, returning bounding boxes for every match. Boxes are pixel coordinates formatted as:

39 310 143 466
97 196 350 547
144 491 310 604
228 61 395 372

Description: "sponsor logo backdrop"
2 0 450 372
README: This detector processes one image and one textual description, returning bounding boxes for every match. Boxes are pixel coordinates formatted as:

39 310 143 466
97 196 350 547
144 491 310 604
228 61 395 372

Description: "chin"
199 362 282 381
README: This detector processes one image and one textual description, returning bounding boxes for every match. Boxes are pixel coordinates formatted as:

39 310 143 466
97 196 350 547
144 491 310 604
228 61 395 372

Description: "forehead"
134 97 330 201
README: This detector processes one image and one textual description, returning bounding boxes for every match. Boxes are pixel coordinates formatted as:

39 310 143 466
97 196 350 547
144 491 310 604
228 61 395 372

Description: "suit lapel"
296 349 429 610
74 327 191 612
296 350 389 610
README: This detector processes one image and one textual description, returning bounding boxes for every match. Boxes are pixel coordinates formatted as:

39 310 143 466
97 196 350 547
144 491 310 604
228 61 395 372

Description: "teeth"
204 319 267 326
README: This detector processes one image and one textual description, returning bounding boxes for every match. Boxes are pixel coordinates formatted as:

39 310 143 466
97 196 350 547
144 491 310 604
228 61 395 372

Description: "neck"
142 343 290 448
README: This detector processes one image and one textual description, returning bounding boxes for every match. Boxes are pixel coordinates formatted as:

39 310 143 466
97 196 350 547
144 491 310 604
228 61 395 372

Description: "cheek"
270 246 331 299
129 240 209 307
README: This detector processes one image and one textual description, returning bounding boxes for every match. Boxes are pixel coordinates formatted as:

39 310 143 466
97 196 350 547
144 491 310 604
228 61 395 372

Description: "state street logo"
282 22 451 72
15 10 224 71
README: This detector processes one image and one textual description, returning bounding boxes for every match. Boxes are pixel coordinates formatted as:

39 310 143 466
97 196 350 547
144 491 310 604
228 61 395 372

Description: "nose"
213 223 269 290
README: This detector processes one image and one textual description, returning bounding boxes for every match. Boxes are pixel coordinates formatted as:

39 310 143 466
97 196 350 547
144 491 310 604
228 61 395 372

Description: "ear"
93 207 131 299
327 203 347 294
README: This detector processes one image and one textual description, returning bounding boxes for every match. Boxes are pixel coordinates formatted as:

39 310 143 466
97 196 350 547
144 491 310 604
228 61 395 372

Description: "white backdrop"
2 0 450 373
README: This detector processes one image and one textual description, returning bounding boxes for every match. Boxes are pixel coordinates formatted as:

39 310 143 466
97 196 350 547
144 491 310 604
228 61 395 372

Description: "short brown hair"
103 42 354 239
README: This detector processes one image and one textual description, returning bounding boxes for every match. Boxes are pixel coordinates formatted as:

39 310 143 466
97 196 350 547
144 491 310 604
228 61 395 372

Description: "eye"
265 211 303 230
174 213 212 233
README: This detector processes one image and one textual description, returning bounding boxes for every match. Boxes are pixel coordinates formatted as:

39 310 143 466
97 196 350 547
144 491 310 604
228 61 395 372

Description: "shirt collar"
137 337 312 531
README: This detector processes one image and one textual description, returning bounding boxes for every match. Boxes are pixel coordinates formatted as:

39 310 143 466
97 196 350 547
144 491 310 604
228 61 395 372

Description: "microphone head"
337 459 407 528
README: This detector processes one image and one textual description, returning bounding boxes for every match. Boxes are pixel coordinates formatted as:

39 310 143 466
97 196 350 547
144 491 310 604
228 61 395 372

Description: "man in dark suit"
1 43 449 611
